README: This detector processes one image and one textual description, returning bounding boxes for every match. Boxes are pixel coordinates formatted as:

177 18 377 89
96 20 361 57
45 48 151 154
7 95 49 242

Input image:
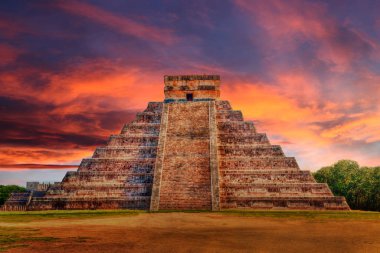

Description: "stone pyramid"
7 75 349 211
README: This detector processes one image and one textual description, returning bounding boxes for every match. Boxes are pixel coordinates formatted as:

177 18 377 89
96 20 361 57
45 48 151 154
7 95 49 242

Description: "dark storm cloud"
0 96 54 114
0 96 137 149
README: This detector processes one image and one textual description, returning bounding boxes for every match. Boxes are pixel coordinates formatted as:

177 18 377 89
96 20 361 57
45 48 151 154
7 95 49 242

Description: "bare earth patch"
0 211 379 253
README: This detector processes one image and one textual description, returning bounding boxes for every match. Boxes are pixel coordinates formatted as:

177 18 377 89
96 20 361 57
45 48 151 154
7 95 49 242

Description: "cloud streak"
55 1 178 45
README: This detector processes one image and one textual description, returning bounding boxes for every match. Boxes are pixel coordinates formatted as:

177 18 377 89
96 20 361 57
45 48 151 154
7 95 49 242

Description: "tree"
313 160 380 211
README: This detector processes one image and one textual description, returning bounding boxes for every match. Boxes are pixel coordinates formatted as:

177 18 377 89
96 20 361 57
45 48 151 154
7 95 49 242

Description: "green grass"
217 209 380 220
0 209 379 224
0 209 143 223
152 209 380 220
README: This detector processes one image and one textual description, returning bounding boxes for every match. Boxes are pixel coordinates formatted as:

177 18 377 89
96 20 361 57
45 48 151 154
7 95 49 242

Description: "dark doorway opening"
186 93 193 101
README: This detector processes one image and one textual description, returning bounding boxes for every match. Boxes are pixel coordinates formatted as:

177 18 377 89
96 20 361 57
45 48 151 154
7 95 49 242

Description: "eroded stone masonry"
2 75 350 211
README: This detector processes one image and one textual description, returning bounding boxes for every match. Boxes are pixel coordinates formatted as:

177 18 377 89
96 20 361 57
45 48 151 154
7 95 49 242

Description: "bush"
313 160 380 211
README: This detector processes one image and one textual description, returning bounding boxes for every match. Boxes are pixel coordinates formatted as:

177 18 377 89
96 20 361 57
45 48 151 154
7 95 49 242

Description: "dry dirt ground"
1 211 380 253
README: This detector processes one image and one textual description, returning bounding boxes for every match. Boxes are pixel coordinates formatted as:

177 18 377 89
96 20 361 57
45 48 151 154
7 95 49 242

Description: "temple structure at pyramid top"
2 75 350 211
164 75 221 102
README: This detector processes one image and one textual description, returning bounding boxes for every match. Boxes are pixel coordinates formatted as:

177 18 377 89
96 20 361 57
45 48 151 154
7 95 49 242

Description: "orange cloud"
0 147 92 166
320 113 380 143
222 75 380 169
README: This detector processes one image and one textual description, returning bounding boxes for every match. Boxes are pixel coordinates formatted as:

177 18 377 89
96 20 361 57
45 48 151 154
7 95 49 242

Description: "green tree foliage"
0 185 26 206
313 160 380 211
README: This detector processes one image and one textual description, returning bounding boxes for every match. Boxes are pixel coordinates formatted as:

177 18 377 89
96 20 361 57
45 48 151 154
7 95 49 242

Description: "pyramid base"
221 196 350 210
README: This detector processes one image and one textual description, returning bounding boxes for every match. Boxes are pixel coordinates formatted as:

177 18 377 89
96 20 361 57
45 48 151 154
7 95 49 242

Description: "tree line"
313 160 380 211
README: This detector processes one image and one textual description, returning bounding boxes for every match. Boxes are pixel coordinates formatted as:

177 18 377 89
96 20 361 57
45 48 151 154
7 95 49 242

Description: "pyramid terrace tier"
221 196 350 210
107 135 159 147
62 171 153 184
28 196 151 210
217 121 257 134
93 147 157 159
144 102 164 112
77 158 155 172
216 110 244 121
121 123 161 135
215 100 233 110
132 112 162 124
57 184 153 193
220 170 315 183
219 157 300 170
52 183 152 198
218 133 269 145
220 183 334 197
219 145 285 157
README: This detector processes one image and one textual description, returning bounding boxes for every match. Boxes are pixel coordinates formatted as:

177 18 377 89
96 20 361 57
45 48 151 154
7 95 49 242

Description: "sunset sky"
1 0 380 185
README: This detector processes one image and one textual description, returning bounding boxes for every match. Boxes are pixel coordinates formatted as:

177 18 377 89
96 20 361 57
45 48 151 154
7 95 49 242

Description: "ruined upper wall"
164 75 220 102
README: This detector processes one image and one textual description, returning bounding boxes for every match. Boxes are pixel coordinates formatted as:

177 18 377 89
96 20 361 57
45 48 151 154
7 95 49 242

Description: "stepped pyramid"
4 75 349 211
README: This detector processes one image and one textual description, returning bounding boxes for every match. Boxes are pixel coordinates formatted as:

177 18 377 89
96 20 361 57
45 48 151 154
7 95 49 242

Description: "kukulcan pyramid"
3 75 350 211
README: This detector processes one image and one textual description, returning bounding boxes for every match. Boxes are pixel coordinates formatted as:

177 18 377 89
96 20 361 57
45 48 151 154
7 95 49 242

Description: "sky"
0 0 380 185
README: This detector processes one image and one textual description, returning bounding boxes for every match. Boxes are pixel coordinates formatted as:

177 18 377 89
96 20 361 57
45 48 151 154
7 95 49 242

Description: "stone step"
144 102 163 113
68 171 153 176
218 133 269 145
63 174 153 184
219 157 299 170
134 112 162 123
220 196 349 210
220 171 315 183
107 135 159 146
93 147 157 159
219 169 301 173
217 121 256 133
215 101 232 110
216 110 243 121
219 145 284 157
221 182 327 188
220 183 332 197
28 196 151 210
78 158 155 173
62 183 152 189
121 123 160 135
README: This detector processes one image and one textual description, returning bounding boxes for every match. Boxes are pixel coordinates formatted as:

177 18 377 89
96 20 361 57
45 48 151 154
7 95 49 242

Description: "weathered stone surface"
26 100 163 210
3 75 349 211
153 102 212 210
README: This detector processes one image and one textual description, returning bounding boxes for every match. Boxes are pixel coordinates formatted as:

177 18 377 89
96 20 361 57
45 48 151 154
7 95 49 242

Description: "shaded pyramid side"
28 102 163 210
215 101 350 210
